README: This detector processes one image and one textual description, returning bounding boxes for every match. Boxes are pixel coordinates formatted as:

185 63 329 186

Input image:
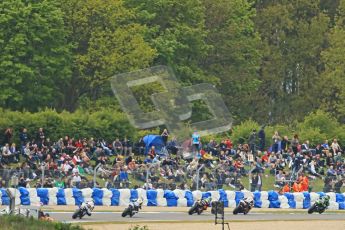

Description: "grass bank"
0 215 86 230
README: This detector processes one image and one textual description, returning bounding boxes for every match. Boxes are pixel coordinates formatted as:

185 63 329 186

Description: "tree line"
1 0 345 126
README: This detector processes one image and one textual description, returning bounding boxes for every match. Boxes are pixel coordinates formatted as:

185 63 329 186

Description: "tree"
320 0 345 122
58 0 156 111
125 0 210 84
254 0 330 124
320 0 340 24
201 0 262 121
0 0 72 111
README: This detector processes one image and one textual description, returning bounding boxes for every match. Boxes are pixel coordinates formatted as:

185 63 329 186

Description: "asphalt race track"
48 211 345 223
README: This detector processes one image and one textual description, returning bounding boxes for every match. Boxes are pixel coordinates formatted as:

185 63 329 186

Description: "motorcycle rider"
243 197 254 212
131 198 143 212
308 194 330 214
200 197 212 210
83 200 95 216
122 198 144 218
319 195 330 207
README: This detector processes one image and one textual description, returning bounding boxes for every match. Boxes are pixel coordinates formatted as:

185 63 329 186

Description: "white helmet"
86 200 94 209
245 197 253 203
137 198 143 205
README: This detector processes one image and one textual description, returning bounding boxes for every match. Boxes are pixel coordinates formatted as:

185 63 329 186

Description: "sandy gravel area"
83 221 345 230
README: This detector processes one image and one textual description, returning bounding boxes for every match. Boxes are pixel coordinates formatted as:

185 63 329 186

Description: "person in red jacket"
300 174 309 191
282 183 290 193
292 181 301 192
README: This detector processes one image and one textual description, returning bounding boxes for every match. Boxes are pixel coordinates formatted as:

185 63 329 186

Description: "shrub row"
1 108 344 146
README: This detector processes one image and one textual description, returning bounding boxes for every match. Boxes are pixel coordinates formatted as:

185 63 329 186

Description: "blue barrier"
0 188 342 210
57 188 66 205
93 188 103 206
146 190 157 206
185 190 194 207
37 188 49 205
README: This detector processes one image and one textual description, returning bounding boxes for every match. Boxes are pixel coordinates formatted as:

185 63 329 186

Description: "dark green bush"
1 108 345 147
0 108 138 143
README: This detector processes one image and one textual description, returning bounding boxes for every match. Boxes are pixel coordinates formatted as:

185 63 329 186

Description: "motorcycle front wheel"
188 205 198 215
72 210 80 219
233 206 241 215
122 208 130 217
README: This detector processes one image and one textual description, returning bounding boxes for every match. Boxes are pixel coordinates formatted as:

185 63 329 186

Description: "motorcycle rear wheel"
188 205 198 215
233 206 240 215
122 208 130 217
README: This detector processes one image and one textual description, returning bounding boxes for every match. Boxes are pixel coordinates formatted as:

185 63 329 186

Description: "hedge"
1 108 345 146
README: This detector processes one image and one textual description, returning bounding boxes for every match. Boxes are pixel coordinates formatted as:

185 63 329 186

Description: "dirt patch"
83 221 345 230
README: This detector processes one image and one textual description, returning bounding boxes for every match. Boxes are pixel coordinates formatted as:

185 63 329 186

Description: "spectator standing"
191 130 200 155
248 129 257 157
281 136 290 154
250 173 258 192
19 128 29 152
122 137 131 156
256 173 263 191
167 137 178 155
36 128 45 148
258 125 266 151
291 134 299 154
161 129 169 146
272 131 281 153
136 138 145 155
334 179 345 193
3 128 13 145
331 139 341 155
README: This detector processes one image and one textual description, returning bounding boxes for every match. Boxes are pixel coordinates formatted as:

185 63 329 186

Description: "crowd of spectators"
0 126 344 194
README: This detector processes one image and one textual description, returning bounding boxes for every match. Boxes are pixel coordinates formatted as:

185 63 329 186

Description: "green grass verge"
0 215 86 230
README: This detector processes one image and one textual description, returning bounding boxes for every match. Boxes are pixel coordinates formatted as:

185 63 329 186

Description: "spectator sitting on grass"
61 160 72 175
112 138 123 155
327 165 337 178
72 172 81 188
54 177 65 188
275 170 285 187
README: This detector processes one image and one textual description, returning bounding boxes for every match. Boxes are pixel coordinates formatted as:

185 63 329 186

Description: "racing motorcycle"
308 195 330 214
72 200 94 219
122 199 143 218
233 197 254 215
188 197 211 215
